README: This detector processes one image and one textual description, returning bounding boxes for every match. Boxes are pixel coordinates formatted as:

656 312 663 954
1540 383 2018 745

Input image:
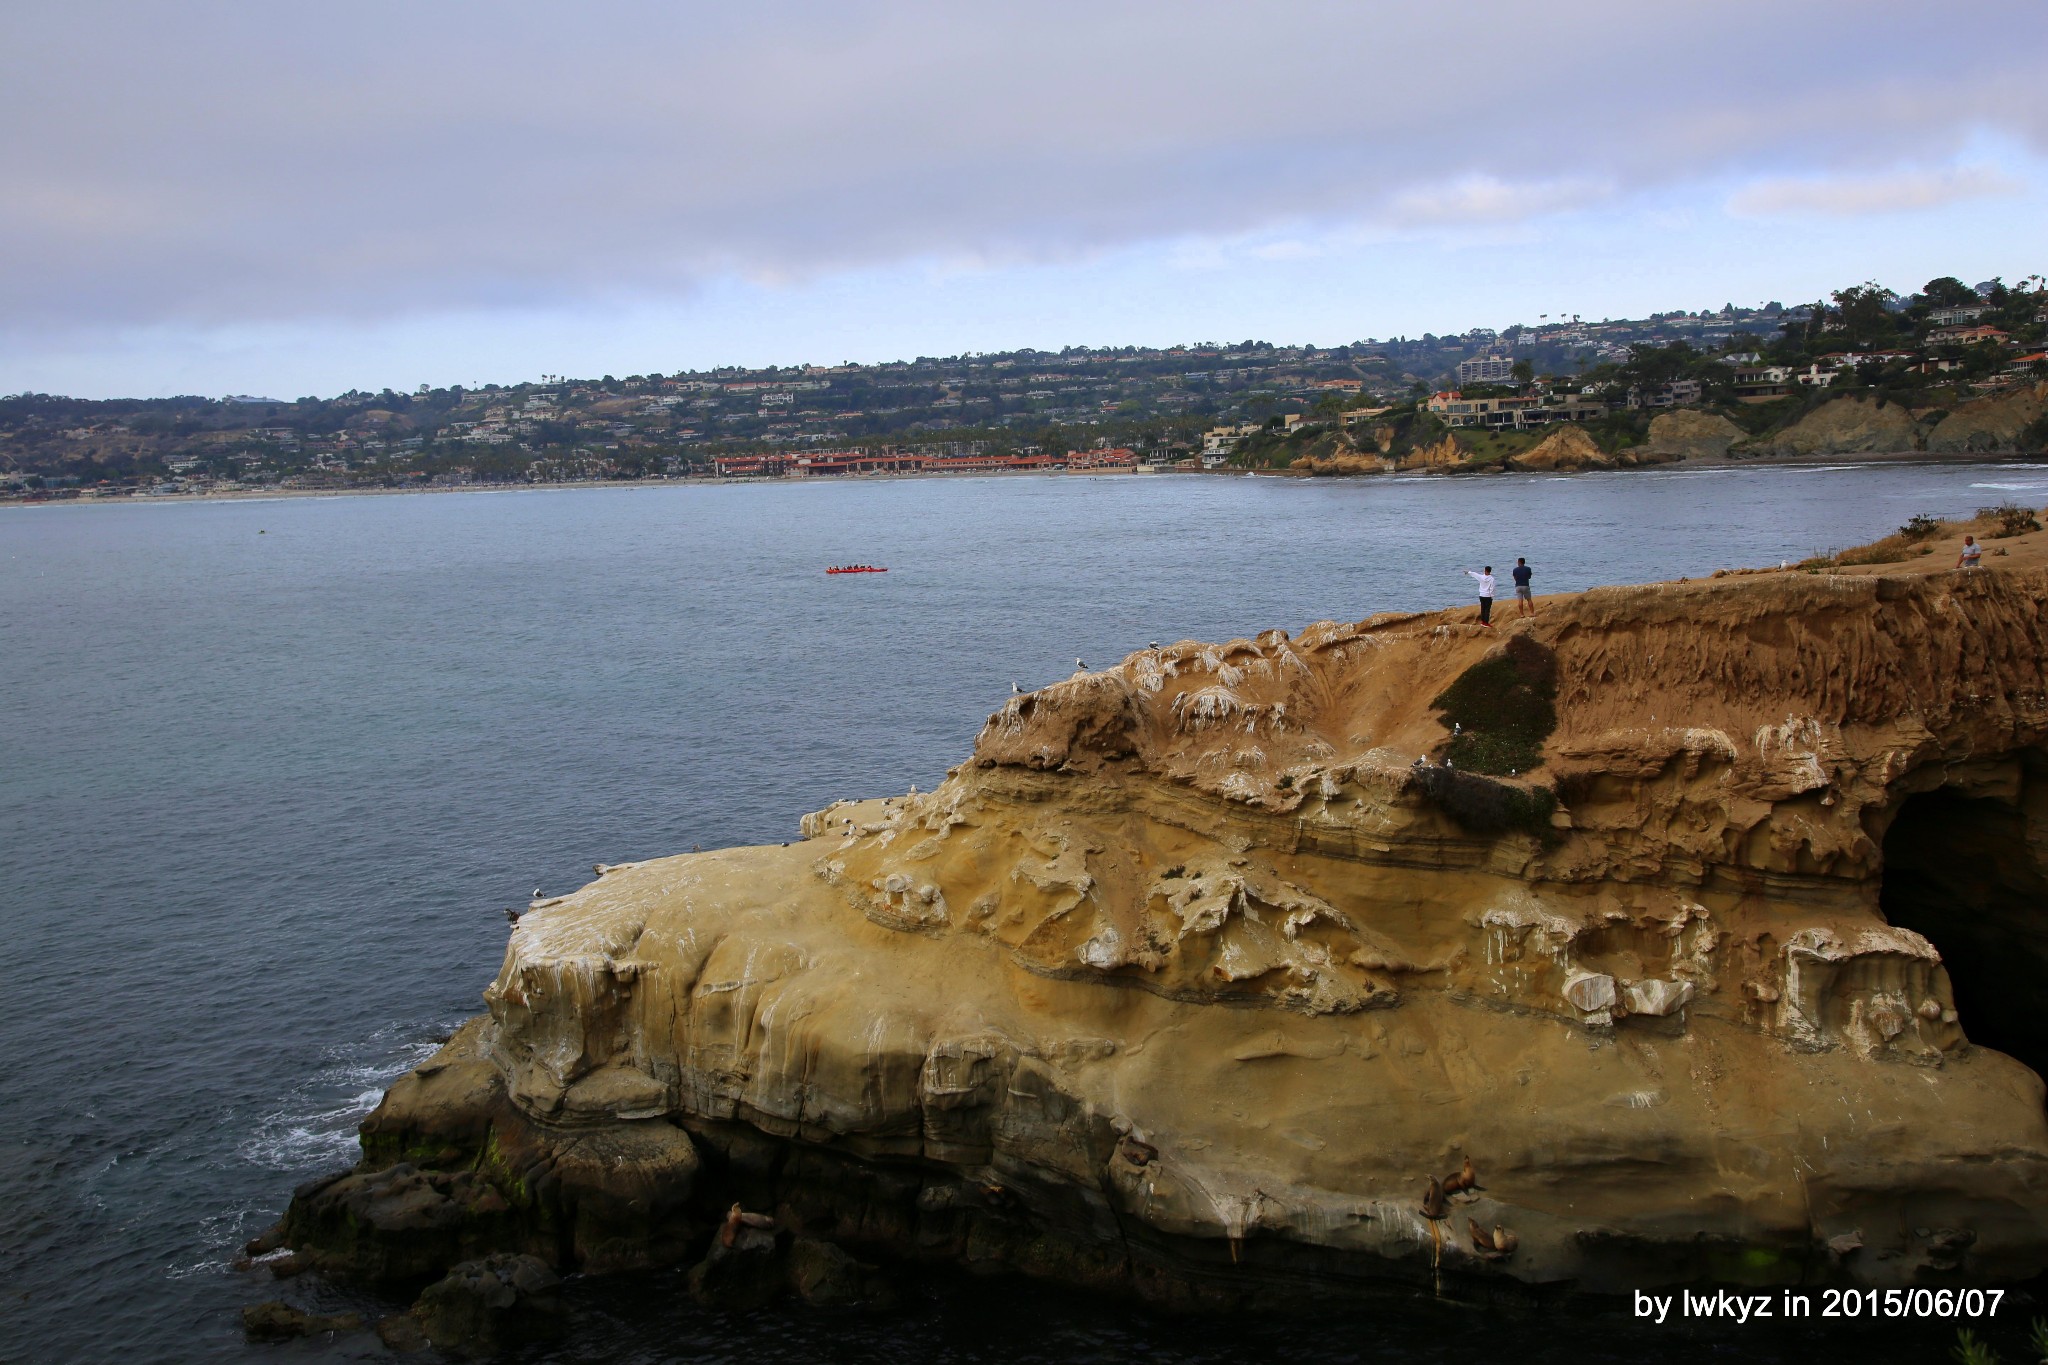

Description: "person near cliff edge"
1511 557 1535 617
1465 566 1496 626
1959 534 1982 569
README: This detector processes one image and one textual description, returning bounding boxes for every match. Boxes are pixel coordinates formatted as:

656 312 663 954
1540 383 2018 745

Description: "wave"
236 1031 445 1173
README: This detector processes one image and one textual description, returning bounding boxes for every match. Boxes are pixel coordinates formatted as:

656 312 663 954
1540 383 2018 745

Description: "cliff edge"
282 512 2048 1309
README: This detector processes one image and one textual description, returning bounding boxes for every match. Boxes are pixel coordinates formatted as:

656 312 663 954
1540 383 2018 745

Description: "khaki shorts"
1515 585 1533 601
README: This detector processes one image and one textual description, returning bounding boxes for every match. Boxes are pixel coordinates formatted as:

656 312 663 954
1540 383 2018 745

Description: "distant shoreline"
4 447 2040 509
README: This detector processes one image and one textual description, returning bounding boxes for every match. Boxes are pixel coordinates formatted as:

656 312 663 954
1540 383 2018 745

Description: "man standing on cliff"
1511 558 1535 617
1465 566 1496 627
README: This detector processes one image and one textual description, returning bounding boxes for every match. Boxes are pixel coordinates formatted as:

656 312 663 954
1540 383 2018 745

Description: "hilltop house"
1821 350 1918 368
1201 423 1261 455
1627 379 1703 409
1731 365 1798 400
1928 325 2011 346
1426 390 1608 430
1927 304 1987 326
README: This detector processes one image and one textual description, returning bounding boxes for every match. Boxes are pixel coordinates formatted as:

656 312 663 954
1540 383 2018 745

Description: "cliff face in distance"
286 511 2048 1309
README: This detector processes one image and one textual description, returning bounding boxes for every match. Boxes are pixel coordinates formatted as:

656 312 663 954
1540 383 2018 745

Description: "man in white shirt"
1465 566 1496 626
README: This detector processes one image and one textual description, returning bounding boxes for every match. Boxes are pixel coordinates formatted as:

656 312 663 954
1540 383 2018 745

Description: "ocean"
4 464 2046 1362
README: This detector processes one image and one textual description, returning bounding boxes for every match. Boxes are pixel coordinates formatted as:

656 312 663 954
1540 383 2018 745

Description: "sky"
3 0 2045 400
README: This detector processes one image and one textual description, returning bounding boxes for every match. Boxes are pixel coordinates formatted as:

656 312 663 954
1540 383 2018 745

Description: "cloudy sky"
4 0 2045 398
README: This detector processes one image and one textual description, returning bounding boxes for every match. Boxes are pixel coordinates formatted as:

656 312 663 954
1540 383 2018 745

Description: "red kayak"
826 565 888 574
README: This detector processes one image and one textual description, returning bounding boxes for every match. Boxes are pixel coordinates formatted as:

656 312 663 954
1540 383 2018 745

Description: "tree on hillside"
1919 277 1979 309
1829 282 1903 347
1618 341 1698 389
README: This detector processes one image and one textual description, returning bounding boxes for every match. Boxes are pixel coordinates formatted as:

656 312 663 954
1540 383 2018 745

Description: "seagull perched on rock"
1149 641 1158 649
503 906 522 924
1075 657 1085 670
531 886 542 900
1011 681 1023 694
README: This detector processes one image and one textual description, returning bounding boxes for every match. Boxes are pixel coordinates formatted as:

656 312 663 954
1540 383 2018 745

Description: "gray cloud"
1728 164 2020 218
3 0 2044 331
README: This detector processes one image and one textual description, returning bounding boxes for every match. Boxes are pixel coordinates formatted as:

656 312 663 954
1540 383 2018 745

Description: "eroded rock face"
288 545 2048 1303
1510 425 1610 471
1755 396 1922 456
1643 409 1746 461
410 1254 562 1357
1927 382 2048 454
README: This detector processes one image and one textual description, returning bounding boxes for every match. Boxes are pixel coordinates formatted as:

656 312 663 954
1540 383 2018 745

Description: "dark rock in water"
411 1253 562 1357
281 1162 478 1283
686 1224 783 1309
786 1237 897 1311
279 1019 702 1284
376 1313 430 1352
265 1251 311 1280
243 1222 287 1257
240 1300 362 1341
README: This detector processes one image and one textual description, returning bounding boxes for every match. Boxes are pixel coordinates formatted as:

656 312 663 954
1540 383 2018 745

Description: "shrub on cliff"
1899 512 1942 541
1980 501 2042 537
2024 413 2048 456
1409 765 1557 839
1432 635 1558 774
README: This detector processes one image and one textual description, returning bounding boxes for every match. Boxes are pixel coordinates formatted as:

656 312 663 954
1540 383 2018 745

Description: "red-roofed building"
1928 325 2011 346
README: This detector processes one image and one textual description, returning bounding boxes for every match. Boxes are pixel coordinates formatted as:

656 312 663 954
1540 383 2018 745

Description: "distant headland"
4 272 2042 503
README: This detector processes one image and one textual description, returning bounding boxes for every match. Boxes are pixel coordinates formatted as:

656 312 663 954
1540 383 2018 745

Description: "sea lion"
719 1203 776 1248
1443 1157 1477 1196
1421 1176 1447 1221
1468 1220 1516 1257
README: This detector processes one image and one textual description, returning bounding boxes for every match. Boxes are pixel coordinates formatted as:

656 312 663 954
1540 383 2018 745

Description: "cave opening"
1879 788 2048 1081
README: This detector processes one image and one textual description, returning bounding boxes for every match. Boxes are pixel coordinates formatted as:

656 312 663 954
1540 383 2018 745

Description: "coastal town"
3 275 2043 501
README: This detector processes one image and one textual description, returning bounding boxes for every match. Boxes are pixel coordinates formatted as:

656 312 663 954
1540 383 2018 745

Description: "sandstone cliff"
1927 382 2048 454
1397 432 1466 471
1751 396 1922 457
1643 409 1746 461
285 514 2048 1310
1508 425 1608 471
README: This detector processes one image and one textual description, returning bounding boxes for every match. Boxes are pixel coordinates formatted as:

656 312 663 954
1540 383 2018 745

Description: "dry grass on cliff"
1799 504 2046 571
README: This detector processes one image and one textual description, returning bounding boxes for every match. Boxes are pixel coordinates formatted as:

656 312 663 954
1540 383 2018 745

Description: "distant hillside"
2 274 2040 498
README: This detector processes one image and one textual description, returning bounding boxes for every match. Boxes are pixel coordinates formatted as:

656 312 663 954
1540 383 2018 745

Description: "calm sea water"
5 465 2047 1363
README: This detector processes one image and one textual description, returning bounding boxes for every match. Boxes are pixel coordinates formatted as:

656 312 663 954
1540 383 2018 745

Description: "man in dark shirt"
1511 557 1535 617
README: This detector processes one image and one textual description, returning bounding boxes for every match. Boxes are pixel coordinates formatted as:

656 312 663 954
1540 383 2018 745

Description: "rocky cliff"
283 514 2048 1311
1928 382 2048 454
1749 395 1923 457
1643 409 1746 461
1737 387 2048 459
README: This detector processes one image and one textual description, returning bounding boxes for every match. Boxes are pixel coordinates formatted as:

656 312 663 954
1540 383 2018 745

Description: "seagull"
1075 657 1085 670
503 907 522 923
531 886 542 900
1149 641 1158 649
1011 681 1023 694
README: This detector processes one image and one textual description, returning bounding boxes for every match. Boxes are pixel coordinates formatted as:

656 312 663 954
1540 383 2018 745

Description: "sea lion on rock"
1468 1222 1518 1257
720 1203 775 1249
1421 1177 1447 1221
1443 1157 1477 1196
